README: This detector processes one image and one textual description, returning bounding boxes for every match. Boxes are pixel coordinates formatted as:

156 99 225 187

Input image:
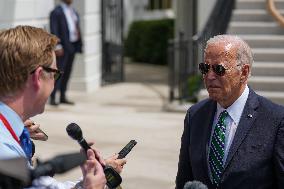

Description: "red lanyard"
0 113 20 145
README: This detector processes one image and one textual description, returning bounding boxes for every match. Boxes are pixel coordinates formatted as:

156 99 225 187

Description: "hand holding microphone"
66 123 122 189
80 149 106 189
29 151 106 189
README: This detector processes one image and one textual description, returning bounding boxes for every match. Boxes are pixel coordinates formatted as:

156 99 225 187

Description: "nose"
205 67 217 80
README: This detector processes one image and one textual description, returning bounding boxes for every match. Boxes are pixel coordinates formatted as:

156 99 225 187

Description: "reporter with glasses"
0 25 106 189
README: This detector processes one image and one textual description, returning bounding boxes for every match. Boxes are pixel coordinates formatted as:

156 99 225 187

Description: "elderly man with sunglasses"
176 35 284 189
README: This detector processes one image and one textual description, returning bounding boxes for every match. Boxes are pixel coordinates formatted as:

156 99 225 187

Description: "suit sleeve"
274 118 284 188
49 10 61 44
175 110 193 189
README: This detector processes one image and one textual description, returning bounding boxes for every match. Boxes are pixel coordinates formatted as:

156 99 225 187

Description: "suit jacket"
50 5 83 54
176 89 284 189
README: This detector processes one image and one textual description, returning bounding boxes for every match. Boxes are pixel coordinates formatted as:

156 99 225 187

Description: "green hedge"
187 74 203 103
125 19 174 65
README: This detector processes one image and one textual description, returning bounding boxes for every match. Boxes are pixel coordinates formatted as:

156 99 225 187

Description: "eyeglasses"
31 66 63 81
198 62 241 76
42 66 63 81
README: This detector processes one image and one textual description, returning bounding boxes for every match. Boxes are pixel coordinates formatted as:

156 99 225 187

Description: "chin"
208 93 221 102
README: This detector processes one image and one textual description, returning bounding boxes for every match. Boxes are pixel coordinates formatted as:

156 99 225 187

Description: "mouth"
207 84 221 89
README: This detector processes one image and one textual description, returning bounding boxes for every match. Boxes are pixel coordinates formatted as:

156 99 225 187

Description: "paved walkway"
32 63 187 189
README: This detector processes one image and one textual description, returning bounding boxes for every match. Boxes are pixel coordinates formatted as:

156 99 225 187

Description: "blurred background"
0 0 284 188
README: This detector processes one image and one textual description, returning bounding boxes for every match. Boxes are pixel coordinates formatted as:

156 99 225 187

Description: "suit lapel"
223 89 259 171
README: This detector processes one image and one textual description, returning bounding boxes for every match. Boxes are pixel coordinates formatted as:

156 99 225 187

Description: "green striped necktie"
209 110 228 186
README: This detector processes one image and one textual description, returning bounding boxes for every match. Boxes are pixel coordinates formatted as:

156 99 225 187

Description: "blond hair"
0 25 58 97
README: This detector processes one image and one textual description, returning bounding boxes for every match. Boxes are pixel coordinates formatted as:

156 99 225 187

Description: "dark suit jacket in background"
49 5 82 54
49 4 83 100
176 89 284 189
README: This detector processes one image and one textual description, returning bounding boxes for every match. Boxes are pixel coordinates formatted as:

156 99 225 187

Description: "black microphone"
30 152 86 180
66 122 91 152
183 181 208 189
66 123 122 189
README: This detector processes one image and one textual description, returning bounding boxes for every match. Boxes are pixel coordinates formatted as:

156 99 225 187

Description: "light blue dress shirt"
0 102 77 189
0 102 26 159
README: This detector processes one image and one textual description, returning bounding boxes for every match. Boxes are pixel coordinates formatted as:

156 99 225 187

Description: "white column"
70 0 102 92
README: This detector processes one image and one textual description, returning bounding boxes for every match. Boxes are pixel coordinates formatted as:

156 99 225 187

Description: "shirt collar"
61 2 72 10
0 102 25 137
217 85 249 125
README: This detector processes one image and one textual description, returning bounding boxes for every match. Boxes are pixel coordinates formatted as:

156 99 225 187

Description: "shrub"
187 74 203 102
125 19 174 65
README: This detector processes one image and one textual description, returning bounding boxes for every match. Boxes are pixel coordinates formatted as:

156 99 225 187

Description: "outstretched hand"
105 154 127 174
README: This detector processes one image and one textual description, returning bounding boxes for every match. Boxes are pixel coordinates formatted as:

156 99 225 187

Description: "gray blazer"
176 89 284 189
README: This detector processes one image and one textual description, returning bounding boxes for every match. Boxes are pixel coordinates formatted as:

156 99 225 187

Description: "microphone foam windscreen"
66 123 83 140
183 181 208 189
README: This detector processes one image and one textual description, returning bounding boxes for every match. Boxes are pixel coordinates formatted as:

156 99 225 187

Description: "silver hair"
205 35 253 72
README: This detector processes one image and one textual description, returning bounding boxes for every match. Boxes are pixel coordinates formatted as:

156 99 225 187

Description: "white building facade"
0 0 101 92
0 0 212 92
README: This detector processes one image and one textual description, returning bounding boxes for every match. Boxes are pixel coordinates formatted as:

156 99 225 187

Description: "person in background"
176 35 284 189
49 0 83 106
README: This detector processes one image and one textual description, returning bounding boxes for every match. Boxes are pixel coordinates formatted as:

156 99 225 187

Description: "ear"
30 67 43 90
240 64 250 83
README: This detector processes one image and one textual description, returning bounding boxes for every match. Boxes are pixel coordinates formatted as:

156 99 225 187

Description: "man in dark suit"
49 0 83 105
176 35 284 189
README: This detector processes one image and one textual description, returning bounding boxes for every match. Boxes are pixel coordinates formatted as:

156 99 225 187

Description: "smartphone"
34 127 48 141
117 140 137 159
26 121 48 141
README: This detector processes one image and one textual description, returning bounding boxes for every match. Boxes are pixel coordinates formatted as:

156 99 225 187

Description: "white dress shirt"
208 85 249 175
61 3 79 42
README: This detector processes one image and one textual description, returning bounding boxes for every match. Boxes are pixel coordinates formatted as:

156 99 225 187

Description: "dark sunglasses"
31 66 63 81
198 62 240 76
